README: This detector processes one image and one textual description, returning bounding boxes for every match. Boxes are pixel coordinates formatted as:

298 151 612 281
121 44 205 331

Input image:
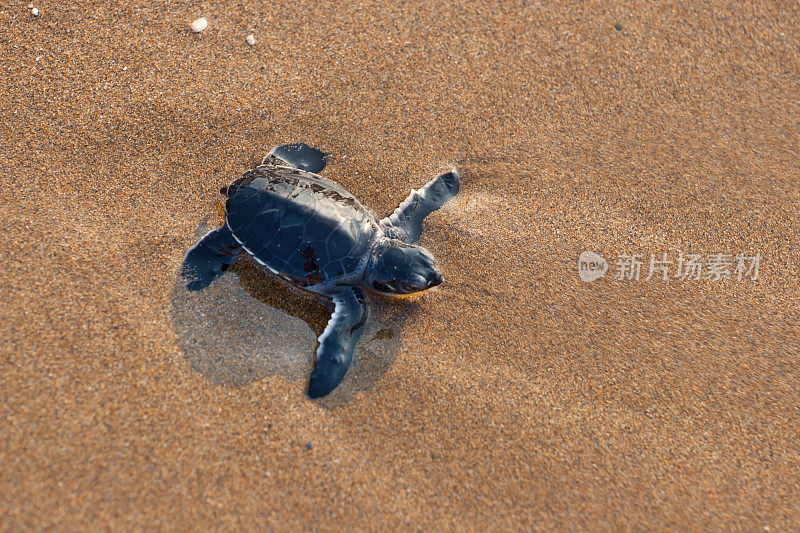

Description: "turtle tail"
220 171 258 198
180 224 242 291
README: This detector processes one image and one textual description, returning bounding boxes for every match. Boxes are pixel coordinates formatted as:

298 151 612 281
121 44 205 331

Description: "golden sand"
1 1 799 529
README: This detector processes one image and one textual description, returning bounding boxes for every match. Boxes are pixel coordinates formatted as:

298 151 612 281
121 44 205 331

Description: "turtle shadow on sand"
169 219 415 406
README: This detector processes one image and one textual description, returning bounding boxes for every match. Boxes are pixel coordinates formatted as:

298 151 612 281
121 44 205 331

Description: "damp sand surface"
2 1 800 529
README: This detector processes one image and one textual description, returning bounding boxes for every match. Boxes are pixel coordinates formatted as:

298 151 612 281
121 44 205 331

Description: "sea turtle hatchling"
181 143 460 398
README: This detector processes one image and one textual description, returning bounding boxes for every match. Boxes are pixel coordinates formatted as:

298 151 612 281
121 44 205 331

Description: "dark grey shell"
225 165 379 287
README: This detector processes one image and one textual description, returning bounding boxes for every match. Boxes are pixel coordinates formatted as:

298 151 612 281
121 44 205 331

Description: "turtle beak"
427 272 444 288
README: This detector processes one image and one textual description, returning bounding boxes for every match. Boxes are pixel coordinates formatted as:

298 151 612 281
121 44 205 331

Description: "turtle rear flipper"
263 143 328 174
381 169 460 243
307 286 369 398
180 225 242 291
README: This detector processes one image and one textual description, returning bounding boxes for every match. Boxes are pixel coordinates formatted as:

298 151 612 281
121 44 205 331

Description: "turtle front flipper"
380 169 460 243
263 143 328 174
180 224 242 291
307 286 369 398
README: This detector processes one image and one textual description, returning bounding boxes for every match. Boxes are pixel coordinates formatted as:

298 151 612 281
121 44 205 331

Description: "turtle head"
367 239 444 295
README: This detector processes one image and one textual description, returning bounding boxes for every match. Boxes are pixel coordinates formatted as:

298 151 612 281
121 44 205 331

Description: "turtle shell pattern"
225 165 379 287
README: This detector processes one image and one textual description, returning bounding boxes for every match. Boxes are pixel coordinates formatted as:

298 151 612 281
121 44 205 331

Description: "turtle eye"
373 282 396 293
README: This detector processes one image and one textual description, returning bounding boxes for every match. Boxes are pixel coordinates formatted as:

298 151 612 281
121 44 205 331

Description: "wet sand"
2 1 799 529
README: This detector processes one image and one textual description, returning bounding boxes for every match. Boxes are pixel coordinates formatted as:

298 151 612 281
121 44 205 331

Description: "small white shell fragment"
246 34 256 46
190 17 208 33
31 7 39 16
